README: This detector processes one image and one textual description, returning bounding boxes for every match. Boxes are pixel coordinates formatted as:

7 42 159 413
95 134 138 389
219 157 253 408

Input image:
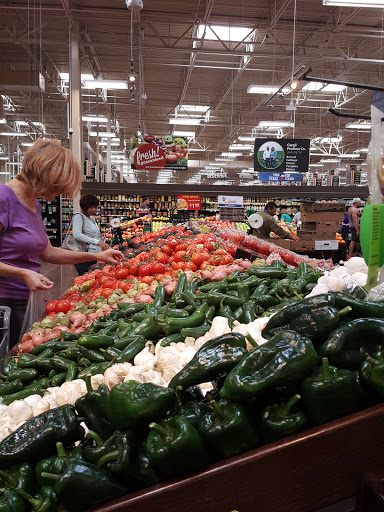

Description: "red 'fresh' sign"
134 143 166 170
177 195 201 210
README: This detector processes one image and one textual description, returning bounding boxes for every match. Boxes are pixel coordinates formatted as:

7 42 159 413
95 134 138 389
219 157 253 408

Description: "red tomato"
152 262 165 275
167 238 179 250
141 276 154 285
155 252 169 264
138 263 153 278
182 148 188 155
102 280 118 289
220 254 234 265
46 301 58 314
55 300 71 314
68 294 82 304
115 268 129 280
175 242 188 252
183 261 197 272
47 312 56 318
214 249 228 255
99 288 114 299
191 252 210 267
174 251 187 262
176 152 185 159
172 261 186 271
204 242 214 253
98 275 113 286
161 245 173 256
120 282 134 293
174 144 182 152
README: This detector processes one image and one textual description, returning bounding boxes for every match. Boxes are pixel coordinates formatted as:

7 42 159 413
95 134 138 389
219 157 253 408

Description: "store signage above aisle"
207 170 227 179
254 138 310 173
177 195 201 210
218 195 244 208
259 172 303 182
131 135 190 170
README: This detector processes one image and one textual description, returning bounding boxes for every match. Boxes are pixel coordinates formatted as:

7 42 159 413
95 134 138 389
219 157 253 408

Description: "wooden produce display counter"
91 404 384 512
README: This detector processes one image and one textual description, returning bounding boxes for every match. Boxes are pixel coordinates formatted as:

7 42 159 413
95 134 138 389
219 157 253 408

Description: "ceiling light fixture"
169 118 201 126
290 79 299 90
173 131 195 137
216 157 234 161
0 132 28 137
238 136 255 141
323 0 384 7
0 119 6 124
221 152 242 157
83 80 128 90
258 121 294 128
229 144 253 150
82 116 109 123
341 153 361 158
247 85 290 94
180 105 209 112
345 122 371 130
0 156 9 160
319 158 341 163
128 72 138 83
89 132 116 137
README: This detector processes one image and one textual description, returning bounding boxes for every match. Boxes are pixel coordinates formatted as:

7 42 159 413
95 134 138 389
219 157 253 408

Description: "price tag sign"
177 195 201 210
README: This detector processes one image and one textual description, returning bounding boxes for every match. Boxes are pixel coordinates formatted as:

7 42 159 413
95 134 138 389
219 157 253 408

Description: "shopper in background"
348 197 363 259
292 210 301 225
73 194 110 276
0 139 123 348
340 206 350 243
280 208 292 223
139 197 152 219
256 202 298 240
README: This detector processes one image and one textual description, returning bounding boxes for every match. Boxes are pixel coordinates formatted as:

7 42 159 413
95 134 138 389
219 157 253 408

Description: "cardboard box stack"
292 202 344 251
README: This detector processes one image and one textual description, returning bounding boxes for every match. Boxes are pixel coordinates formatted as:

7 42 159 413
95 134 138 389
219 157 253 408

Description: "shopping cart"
0 306 11 360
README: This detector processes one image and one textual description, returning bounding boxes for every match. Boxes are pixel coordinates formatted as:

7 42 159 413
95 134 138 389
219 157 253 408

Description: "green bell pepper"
0 405 83 467
319 318 384 369
297 262 308 278
35 442 68 487
259 394 307 443
75 377 113 439
168 332 247 389
359 351 384 398
146 416 208 479
262 294 351 346
301 357 362 426
107 381 176 430
41 459 129 512
198 399 258 459
0 489 26 512
221 330 318 402
242 302 256 324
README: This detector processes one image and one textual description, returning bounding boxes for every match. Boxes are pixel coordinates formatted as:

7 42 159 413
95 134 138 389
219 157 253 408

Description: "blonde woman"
0 139 123 347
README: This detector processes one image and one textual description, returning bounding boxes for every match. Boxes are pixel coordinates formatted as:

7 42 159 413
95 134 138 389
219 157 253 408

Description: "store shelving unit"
39 197 61 247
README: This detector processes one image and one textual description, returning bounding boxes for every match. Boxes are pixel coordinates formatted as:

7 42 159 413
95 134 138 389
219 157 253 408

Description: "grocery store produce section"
0 222 378 512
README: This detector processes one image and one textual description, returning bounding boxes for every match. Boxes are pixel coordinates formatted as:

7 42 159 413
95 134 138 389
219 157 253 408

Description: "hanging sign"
331 175 340 186
353 171 361 184
218 195 243 208
132 135 190 170
207 170 227 179
254 138 310 173
133 143 166 170
177 195 201 210
259 172 303 182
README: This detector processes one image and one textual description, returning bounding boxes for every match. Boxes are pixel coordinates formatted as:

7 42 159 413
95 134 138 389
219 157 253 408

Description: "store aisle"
40 262 77 300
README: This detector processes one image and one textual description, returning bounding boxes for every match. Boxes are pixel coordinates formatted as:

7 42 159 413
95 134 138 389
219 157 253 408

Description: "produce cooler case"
91 404 384 512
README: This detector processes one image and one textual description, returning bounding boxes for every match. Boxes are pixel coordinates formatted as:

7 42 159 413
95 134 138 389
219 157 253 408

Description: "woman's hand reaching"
97 249 124 264
22 270 54 291
98 241 110 251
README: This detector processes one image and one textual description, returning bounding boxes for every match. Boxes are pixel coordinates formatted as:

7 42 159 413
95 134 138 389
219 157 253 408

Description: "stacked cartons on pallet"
292 202 344 251
219 207 245 222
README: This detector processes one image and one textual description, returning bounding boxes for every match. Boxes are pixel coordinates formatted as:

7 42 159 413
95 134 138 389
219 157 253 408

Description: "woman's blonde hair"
17 139 82 197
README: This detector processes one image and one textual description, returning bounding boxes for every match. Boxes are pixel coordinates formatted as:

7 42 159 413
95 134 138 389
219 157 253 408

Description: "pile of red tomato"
53 226 238 306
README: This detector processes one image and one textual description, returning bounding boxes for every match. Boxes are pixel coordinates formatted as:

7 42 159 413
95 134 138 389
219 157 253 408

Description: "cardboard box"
291 240 315 251
299 232 336 241
270 238 292 250
301 211 344 223
301 221 340 233
301 202 345 213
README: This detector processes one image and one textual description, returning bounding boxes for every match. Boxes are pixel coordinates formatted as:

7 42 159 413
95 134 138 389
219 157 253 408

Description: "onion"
19 340 35 354
69 312 87 328
31 332 48 346
200 270 214 280
238 260 252 269
135 294 154 303
118 298 135 303
211 269 229 281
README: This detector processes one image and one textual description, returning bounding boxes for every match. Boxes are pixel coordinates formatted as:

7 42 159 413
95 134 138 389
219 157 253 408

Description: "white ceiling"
0 0 379 184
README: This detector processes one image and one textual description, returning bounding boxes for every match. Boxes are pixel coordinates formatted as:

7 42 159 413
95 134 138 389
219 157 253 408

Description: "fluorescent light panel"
320 158 341 163
197 24 252 42
258 121 294 128
323 0 384 7
221 152 242 157
341 153 361 158
238 136 255 141
0 119 6 124
173 131 195 137
98 141 120 146
169 118 201 126
216 157 235 161
0 132 28 136
229 144 253 150
83 80 128 90
180 105 209 112
247 85 290 94
89 132 116 137
346 122 371 130
82 116 109 123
